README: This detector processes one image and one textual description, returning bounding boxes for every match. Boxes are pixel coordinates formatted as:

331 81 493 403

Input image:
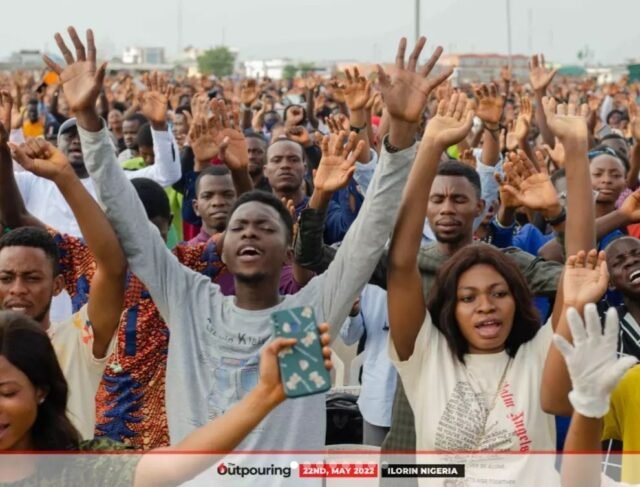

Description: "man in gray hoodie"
45 26 451 485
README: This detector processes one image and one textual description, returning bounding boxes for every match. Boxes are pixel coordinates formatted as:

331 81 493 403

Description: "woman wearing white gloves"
555 287 638 486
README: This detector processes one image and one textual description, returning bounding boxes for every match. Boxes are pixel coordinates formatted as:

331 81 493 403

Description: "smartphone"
271 306 331 398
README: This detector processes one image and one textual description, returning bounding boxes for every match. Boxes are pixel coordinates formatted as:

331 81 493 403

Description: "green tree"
283 64 298 80
298 62 316 74
198 46 235 77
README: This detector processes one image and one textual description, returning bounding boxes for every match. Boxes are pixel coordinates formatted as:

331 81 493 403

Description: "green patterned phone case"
271 306 331 398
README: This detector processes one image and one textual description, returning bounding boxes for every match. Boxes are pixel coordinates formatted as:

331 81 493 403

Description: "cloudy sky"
3 0 636 65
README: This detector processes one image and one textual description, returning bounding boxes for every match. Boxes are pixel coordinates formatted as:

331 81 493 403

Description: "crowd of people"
1 24 640 486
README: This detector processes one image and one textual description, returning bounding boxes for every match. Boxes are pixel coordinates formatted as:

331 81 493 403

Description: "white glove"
553 304 638 418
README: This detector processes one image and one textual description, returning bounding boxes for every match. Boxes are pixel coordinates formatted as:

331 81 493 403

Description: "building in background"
122 47 166 65
440 53 529 84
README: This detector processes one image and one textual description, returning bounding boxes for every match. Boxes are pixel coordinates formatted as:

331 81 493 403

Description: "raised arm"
474 83 503 167
554 306 637 487
0 91 42 229
43 26 209 324
135 325 332 487
342 67 372 164
128 72 182 187
317 37 452 339
388 93 474 361
529 54 558 148
541 98 597 415
10 138 126 358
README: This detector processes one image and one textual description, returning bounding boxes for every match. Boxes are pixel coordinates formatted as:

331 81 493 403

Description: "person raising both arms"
45 26 449 485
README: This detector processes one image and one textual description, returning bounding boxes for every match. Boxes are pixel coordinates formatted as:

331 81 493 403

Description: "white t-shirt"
48 304 114 439
389 312 558 486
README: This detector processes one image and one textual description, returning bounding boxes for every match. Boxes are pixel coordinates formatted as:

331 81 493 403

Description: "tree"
298 62 317 74
198 47 235 77
283 64 298 80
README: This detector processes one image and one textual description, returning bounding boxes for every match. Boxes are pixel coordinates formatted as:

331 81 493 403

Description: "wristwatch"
544 206 567 226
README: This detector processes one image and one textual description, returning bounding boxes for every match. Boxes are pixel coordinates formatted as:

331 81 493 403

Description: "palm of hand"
547 115 588 142
218 128 248 170
382 71 429 123
621 192 640 222
515 117 529 141
192 133 219 162
141 92 168 124
530 68 553 92
564 267 607 307
344 85 368 111
314 156 352 192
59 63 100 112
241 88 258 105
476 98 503 124
517 175 557 210
424 116 470 148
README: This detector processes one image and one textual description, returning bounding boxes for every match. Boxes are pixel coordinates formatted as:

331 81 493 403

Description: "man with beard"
0 102 126 439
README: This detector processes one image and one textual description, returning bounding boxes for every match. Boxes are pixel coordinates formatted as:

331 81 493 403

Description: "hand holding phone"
271 307 332 398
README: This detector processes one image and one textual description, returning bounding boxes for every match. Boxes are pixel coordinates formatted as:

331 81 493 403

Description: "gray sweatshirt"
80 123 414 485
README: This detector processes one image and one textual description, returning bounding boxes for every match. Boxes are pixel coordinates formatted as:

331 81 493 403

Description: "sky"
3 0 638 66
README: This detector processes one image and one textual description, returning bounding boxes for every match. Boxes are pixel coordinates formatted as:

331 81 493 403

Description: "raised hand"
422 92 475 150
496 150 560 215
542 97 589 148
619 187 640 223
341 67 371 112
0 91 12 145
563 250 609 309
257 323 332 406
281 197 299 241
628 99 640 141
325 113 349 135
43 26 106 114
474 83 504 126
514 95 532 143
240 79 259 106
504 121 518 151
553 305 638 418
459 148 476 169
139 71 174 128
543 138 566 168
377 37 452 124
286 126 311 147
328 79 346 104
285 105 305 128
313 131 365 192
188 114 220 164
529 54 558 94
9 138 73 183
211 100 249 172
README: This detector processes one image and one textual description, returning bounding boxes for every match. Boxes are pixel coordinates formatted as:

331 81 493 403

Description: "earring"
38 398 45 405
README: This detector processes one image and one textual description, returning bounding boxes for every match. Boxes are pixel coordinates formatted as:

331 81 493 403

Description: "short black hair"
606 109 629 125
0 227 60 275
227 190 294 243
131 178 171 223
244 131 269 144
124 113 148 125
111 101 127 113
195 165 232 194
136 122 153 149
437 160 482 199
175 105 191 116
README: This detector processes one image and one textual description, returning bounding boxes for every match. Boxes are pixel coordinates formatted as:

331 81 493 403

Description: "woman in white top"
385 90 603 485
